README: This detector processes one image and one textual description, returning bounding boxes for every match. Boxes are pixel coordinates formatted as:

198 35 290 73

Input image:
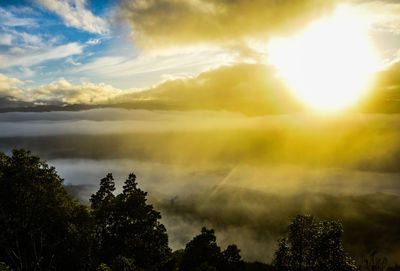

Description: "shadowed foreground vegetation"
0 150 398 271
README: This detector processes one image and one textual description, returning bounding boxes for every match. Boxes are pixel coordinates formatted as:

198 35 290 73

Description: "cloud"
0 73 25 100
1 30 43 47
2 59 400 115
3 109 400 174
0 76 123 106
360 61 400 112
115 0 400 70
359 0 400 35
0 34 14 46
35 0 109 34
0 29 43 50
16 31 43 46
65 57 82 66
117 0 335 49
8 5 39 15
0 12 83 71
27 78 122 104
114 59 400 115
8 47 26 54
115 63 301 115
86 38 101 45
0 42 83 69
74 48 233 84
0 7 37 27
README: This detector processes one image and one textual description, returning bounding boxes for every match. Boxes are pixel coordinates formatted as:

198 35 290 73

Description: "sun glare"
268 6 380 112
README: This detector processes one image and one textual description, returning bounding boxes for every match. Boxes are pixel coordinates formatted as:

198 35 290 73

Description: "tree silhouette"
222 244 243 271
90 173 117 267
273 215 357 271
0 262 12 271
275 238 291 271
180 227 222 271
0 149 92 271
179 227 243 271
359 251 388 271
90 173 171 270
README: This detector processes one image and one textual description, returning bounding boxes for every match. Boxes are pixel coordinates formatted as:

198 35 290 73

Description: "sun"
267 5 380 112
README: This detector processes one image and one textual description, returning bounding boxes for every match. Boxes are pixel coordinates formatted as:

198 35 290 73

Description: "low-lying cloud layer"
2 109 400 172
158 186 400 263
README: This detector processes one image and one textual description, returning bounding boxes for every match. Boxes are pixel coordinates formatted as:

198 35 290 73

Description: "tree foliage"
359 251 387 271
273 215 357 271
90 173 171 270
0 262 13 271
0 149 92 271
179 227 243 271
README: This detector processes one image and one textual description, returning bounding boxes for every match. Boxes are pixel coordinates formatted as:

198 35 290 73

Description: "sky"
1 0 400 110
0 0 234 99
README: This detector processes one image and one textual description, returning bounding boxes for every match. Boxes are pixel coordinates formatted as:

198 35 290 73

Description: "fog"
1 109 400 263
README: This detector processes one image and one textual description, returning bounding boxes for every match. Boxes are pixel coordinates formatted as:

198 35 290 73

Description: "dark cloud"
117 0 335 49
0 97 33 109
115 63 302 115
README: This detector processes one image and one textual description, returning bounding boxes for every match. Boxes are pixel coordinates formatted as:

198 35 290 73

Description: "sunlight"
268 5 380 112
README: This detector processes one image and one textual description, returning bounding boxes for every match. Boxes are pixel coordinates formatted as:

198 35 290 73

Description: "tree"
273 215 357 271
222 244 244 271
359 251 387 271
180 227 223 271
274 238 291 271
90 173 171 271
179 227 243 271
0 262 12 271
90 173 117 266
0 149 92 271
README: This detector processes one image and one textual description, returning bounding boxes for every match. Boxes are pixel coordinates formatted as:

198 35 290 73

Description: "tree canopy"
90 173 171 270
273 214 357 271
0 149 92 270
179 227 243 271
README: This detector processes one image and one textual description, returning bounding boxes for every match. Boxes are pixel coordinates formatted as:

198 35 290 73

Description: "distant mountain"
0 101 183 113
0 97 34 109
